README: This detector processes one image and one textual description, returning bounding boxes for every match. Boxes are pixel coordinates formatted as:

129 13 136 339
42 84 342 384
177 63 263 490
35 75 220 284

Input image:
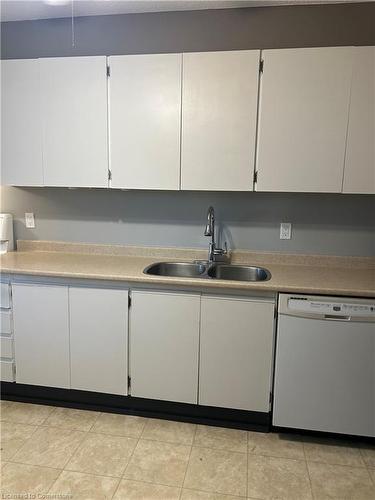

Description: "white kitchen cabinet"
256 47 353 192
343 46 375 194
130 290 200 404
181 50 260 191
12 283 70 388
0 282 11 309
40 56 108 187
69 287 128 395
109 54 182 190
199 295 275 412
1 59 43 186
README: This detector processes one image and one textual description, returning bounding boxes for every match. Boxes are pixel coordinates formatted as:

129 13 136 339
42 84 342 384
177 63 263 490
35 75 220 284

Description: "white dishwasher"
273 294 375 437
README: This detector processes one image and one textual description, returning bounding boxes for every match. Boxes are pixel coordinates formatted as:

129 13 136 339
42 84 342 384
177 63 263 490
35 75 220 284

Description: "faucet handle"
213 242 229 257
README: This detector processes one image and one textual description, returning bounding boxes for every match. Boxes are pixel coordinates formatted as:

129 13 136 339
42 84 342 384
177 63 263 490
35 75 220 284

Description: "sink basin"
144 262 207 278
144 261 271 282
207 264 271 282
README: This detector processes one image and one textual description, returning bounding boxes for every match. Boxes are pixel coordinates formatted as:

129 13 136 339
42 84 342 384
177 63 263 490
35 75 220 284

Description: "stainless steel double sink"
143 261 271 282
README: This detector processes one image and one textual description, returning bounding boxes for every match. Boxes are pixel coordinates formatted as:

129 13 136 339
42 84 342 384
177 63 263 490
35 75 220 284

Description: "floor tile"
0 462 60 495
12 426 85 468
308 461 375 500
113 479 181 499
66 432 137 477
142 418 196 445
360 443 375 468
124 439 191 487
43 406 100 431
49 470 120 500
92 412 147 438
0 401 54 425
303 436 365 467
0 421 37 460
194 425 247 453
369 468 375 483
247 454 312 500
248 431 305 460
181 489 243 499
184 446 247 497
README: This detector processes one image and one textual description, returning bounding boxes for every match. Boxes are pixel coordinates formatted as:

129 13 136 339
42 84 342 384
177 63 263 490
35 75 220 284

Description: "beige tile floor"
0 400 374 500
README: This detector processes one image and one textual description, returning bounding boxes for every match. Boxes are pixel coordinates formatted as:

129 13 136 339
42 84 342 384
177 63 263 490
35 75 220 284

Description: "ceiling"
0 0 370 22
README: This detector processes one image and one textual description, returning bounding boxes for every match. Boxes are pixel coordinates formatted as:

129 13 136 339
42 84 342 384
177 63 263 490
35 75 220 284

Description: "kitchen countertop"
1 240 374 298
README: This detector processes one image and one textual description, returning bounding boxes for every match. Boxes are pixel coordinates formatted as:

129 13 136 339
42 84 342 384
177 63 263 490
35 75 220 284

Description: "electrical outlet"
25 213 35 229
280 222 292 240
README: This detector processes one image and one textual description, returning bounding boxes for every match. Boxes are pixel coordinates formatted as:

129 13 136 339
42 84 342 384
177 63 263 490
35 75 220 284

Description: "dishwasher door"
273 294 375 437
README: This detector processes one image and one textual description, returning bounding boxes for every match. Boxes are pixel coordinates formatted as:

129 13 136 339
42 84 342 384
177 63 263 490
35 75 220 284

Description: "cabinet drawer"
0 360 15 382
1 336 13 359
0 283 11 309
0 310 12 335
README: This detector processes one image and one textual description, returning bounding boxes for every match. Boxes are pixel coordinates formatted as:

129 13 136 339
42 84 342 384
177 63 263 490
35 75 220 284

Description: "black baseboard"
272 425 375 444
1 382 270 432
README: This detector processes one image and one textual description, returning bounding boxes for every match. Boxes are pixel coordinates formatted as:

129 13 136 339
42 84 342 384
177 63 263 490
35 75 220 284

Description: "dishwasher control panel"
279 294 375 321
288 298 375 317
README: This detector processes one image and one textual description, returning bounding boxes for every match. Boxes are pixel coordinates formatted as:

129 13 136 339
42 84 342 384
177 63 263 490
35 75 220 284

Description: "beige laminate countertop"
1 241 374 298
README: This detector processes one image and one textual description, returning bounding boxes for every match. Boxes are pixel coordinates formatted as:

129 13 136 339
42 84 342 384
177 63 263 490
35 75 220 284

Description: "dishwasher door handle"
324 314 351 321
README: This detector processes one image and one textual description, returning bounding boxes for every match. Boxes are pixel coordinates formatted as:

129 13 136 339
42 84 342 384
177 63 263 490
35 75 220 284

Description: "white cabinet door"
199 295 275 412
12 284 70 388
109 54 182 190
181 50 260 191
343 46 375 194
130 290 200 404
69 287 128 395
41 56 108 187
1 59 43 186
256 47 353 192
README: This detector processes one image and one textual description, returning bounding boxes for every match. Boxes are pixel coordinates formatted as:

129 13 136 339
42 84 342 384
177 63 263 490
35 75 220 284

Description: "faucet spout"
203 206 229 264
204 206 214 237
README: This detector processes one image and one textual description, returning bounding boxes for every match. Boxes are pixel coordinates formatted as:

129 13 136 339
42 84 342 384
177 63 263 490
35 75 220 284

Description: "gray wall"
1 187 374 256
1 3 375 256
2 2 375 59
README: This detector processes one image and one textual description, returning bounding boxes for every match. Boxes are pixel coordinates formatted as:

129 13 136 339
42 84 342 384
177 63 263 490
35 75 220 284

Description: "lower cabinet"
12 283 70 388
12 283 128 394
69 287 128 395
1 281 15 382
199 295 275 412
130 290 200 404
11 281 275 416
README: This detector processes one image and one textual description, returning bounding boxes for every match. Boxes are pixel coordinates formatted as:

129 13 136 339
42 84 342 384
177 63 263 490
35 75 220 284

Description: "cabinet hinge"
128 295 131 308
108 169 112 181
106 65 110 77
127 376 131 390
259 59 264 74
253 171 258 185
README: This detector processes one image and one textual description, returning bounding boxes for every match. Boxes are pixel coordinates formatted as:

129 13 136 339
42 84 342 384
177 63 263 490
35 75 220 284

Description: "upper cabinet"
1 48 373 194
343 46 375 194
181 50 260 191
41 56 108 187
256 47 353 193
109 54 182 190
1 59 43 186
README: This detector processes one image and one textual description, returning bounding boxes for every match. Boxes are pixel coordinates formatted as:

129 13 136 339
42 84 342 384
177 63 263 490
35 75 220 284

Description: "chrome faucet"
204 206 229 263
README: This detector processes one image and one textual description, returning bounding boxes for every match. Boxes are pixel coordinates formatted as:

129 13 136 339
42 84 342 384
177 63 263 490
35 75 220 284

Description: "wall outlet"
25 213 35 229
280 222 292 240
